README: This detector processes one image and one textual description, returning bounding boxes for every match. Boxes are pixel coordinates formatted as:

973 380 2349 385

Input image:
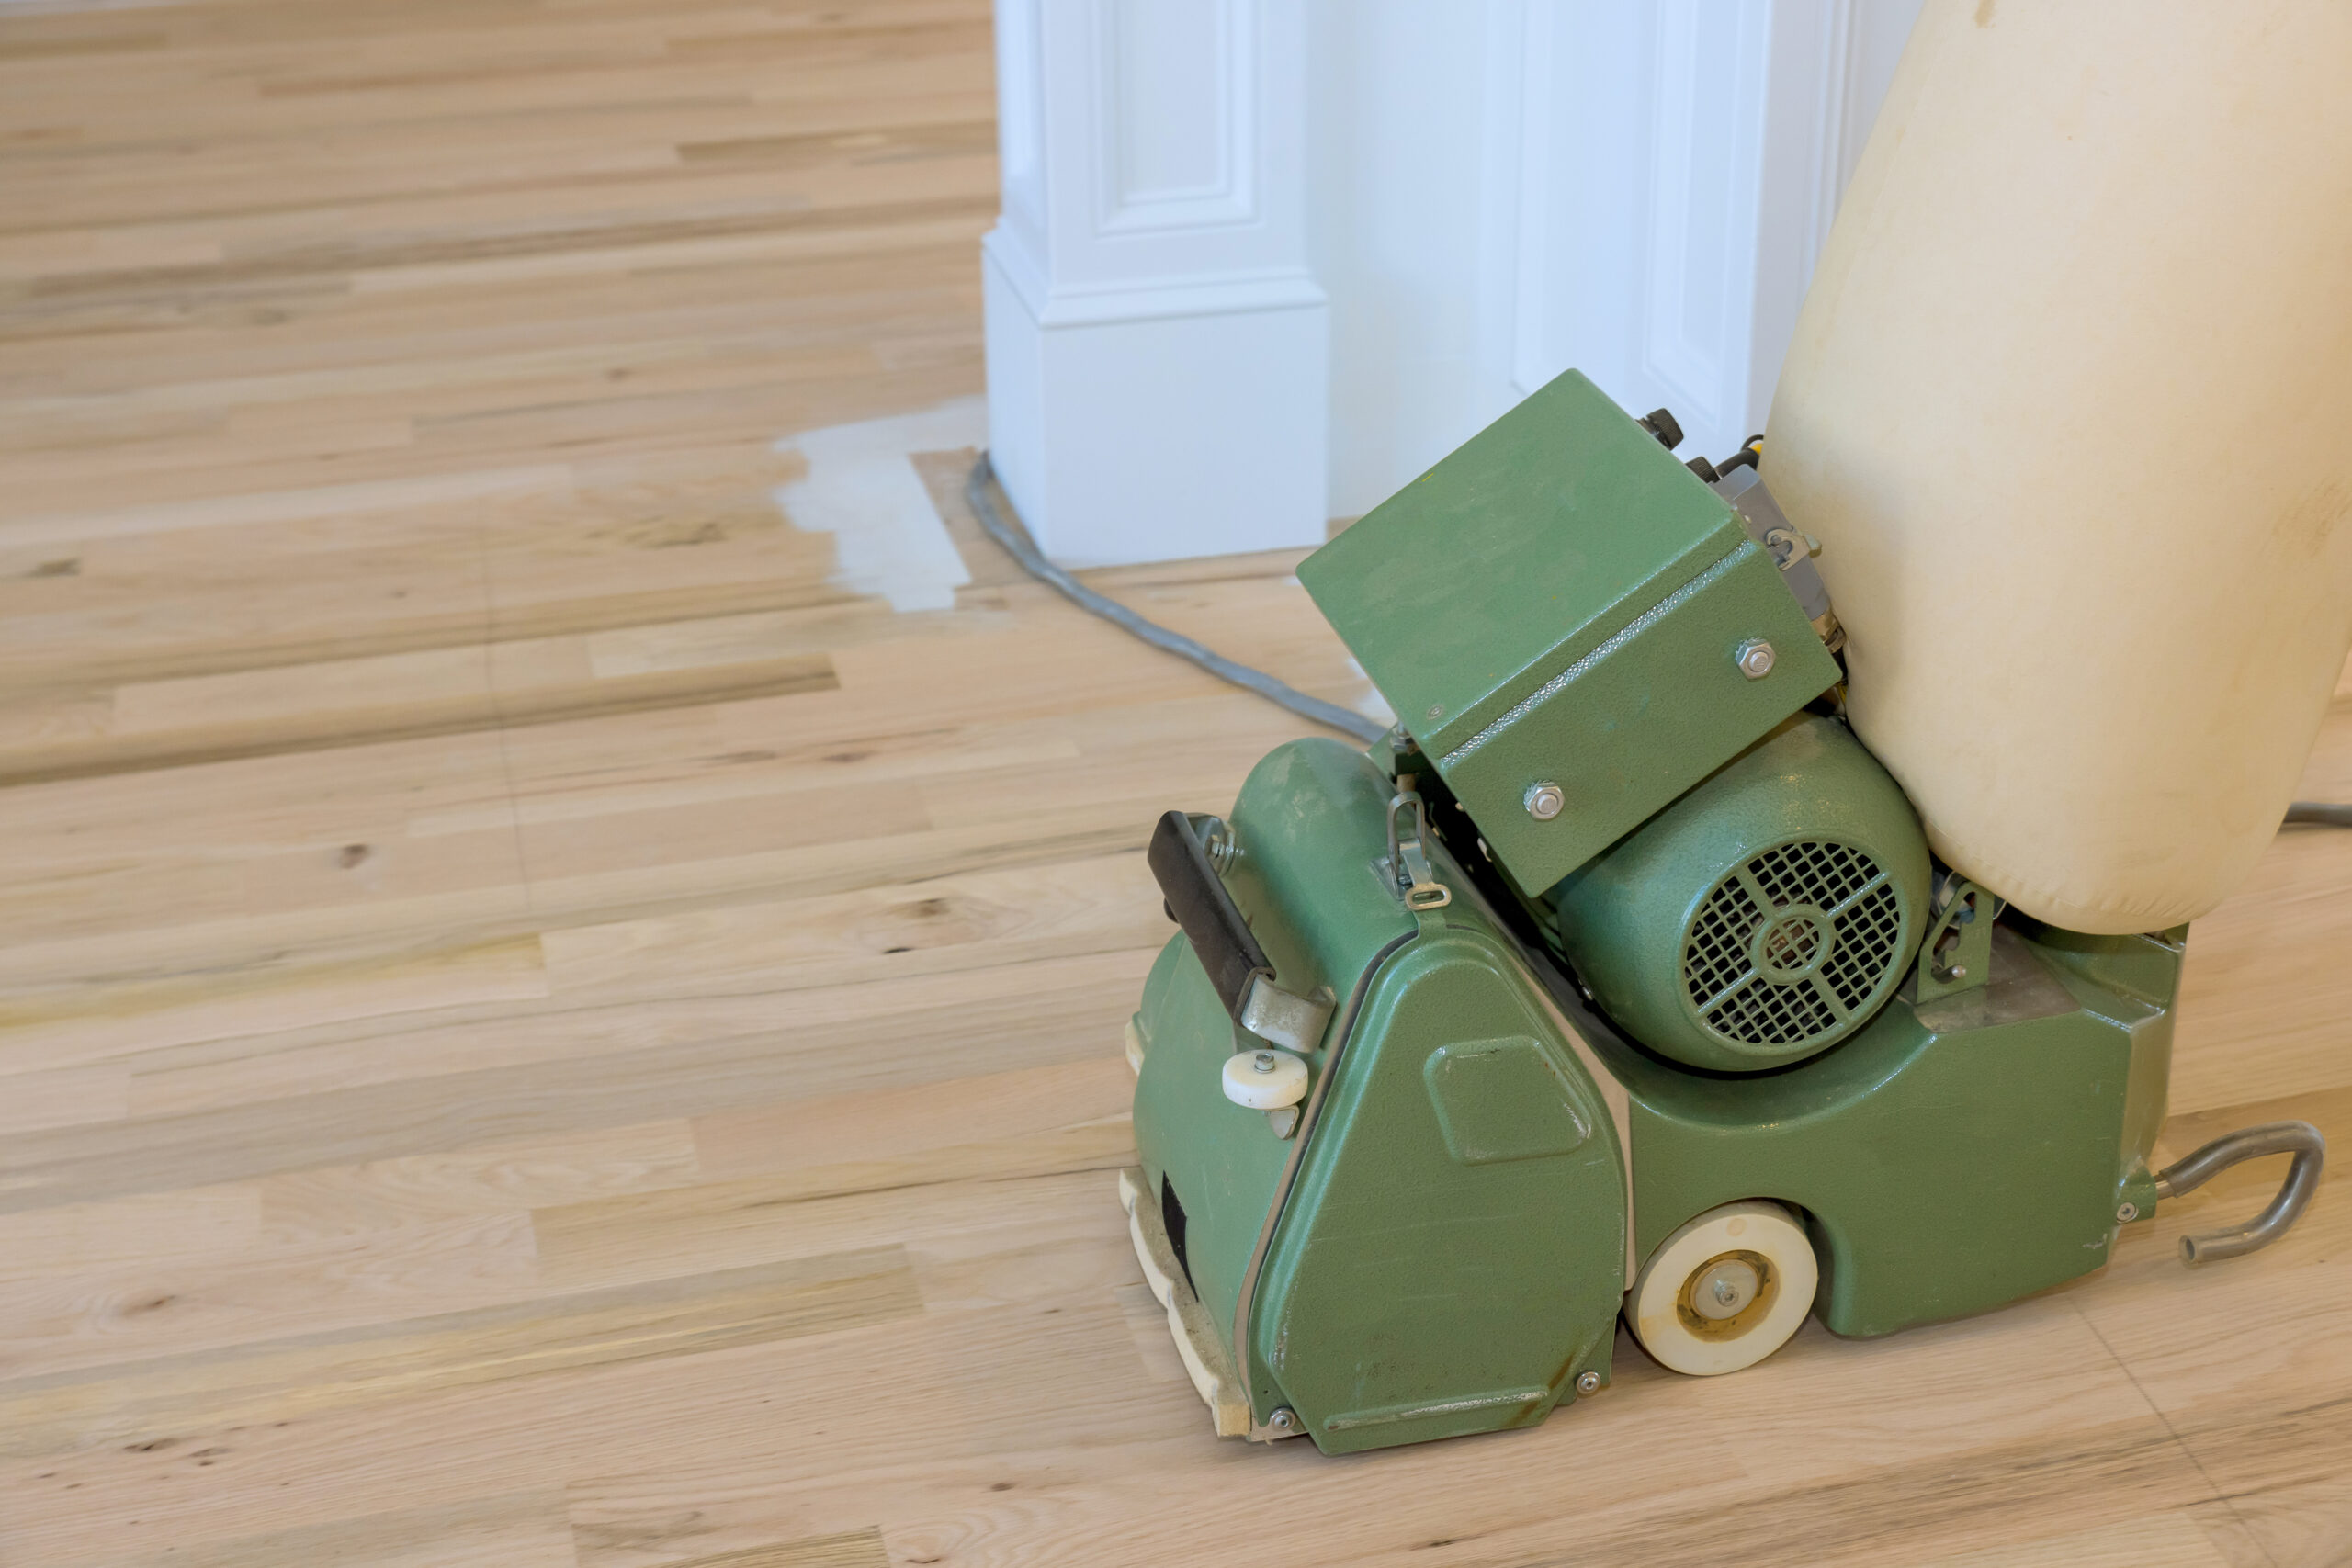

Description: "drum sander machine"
1113 370 2327 1455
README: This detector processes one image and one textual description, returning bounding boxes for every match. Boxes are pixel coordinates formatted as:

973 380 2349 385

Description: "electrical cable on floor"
967 453 2350 830
965 453 1388 745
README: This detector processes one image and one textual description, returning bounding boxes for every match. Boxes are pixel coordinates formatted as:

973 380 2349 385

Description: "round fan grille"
1681 839 1907 1054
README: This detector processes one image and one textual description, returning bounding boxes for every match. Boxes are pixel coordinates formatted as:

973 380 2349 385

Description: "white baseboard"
982 232 1330 567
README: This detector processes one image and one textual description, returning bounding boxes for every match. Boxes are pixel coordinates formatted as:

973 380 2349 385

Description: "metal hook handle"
2154 1120 2326 1264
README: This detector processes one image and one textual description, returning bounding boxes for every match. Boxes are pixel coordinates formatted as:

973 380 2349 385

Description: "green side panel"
1131 934 1278 1342
1130 739 1417 1375
1552 716 1931 1071
1254 919 1626 1454
1601 922 2180 1336
1297 368 1838 894
2015 918 2188 1218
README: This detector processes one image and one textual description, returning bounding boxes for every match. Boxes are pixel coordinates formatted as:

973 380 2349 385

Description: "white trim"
1507 0 1556 400
1636 0 1772 444
1803 0 1861 286
982 0 1326 564
984 229 1322 328
1097 0 1260 234
1481 0 1918 465
995 0 1048 249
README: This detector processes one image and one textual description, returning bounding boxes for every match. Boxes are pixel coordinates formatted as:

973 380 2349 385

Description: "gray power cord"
967 451 2348 829
965 454 1387 744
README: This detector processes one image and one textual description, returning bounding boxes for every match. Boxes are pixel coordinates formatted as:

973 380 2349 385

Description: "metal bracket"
1384 778 1452 911
1237 974 1333 1055
1914 874 1996 1003
2154 1120 2326 1263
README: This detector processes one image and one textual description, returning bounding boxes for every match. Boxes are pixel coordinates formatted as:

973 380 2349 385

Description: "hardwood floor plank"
0 935 549 1078
64 1488 581 1568
628 1533 892 1568
0 1209 541 1382
0 1187 259 1287
0 656 837 789
0 953 1141 1213
0 1062 128 1135
253 1120 703 1239
0 1247 922 1459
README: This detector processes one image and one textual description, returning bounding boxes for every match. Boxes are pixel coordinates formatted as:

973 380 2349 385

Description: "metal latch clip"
1386 779 1452 911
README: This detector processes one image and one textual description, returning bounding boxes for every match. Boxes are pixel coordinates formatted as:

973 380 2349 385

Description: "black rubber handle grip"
1148 810 1270 1021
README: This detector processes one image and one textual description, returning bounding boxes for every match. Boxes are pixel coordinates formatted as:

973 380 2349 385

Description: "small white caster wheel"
1630 1200 1818 1376
1222 1048 1308 1110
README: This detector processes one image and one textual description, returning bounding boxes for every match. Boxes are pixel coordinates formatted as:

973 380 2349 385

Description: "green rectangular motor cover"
1298 369 1840 893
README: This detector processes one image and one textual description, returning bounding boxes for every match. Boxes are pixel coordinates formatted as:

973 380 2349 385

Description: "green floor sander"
1113 370 2327 1455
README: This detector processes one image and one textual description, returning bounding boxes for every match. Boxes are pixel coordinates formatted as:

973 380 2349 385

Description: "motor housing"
1551 716 1929 1073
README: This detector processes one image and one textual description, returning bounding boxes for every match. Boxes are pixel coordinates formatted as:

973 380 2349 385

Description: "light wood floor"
2 3 2348 1565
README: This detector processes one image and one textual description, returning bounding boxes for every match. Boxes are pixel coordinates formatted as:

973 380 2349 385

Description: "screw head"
1689 1258 1760 1322
1269 1406 1297 1431
1524 782 1565 821
2117 1201 2140 1224
1736 638 1777 680
1425 704 1443 720
1575 1370 1602 1395
1251 1051 1277 1074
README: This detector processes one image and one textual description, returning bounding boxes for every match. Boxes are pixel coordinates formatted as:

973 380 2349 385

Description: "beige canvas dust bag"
1767 0 2352 933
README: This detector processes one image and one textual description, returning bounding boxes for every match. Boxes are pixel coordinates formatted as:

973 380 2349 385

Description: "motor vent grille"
1681 839 1906 1054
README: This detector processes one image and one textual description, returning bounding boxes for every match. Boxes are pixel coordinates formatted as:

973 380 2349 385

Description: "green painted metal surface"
2021 917 2188 1224
1130 739 1417 1400
1552 716 1931 1071
1130 938 1279 1348
1131 738 1628 1453
1254 914 1626 1452
1589 920 2180 1336
1297 368 1840 894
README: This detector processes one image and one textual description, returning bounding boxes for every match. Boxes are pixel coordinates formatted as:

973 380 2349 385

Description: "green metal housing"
1600 919 2178 1336
1551 716 1932 1072
1130 740 1415 1363
1128 738 2180 1453
1125 368 2185 1455
1297 368 1841 893
1132 740 1626 1454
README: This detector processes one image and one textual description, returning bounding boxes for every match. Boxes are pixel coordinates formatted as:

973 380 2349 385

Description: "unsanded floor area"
1 3 2348 1564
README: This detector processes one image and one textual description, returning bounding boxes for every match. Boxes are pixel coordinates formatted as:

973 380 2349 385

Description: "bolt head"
1269 1406 1296 1431
1251 1051 1277 1073
1524 782 1565 821
1575 1370 1601 1395
1688 1258 1760 1322
2117 1202 2140 1224
1736 638 1777 680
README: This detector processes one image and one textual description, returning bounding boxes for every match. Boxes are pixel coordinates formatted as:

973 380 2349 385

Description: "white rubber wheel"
1630 1201 1818 1376
1221 1048 1308 1110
